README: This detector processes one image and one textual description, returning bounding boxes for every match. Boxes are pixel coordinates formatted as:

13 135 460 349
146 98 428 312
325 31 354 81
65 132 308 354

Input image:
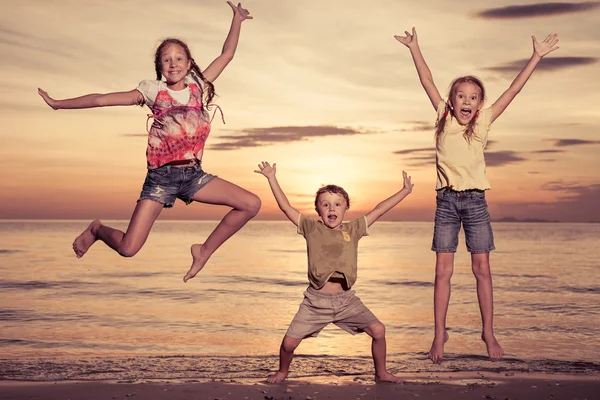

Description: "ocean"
1 220 599 381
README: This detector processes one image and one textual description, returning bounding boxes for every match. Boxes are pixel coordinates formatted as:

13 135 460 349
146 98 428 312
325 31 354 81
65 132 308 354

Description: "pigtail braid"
189 58 216 108
434 103 450 145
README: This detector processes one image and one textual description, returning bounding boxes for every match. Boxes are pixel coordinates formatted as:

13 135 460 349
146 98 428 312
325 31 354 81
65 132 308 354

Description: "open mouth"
327 214 338 222
460 108 472 118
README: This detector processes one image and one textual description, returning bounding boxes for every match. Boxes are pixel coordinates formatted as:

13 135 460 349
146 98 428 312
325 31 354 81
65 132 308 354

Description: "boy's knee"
281 336 301 353
366 322 386 339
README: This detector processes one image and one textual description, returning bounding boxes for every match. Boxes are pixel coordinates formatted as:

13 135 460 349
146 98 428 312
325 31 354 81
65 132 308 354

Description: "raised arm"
395 27 443 110
254 161 301 226
491 33 559 123
364 171 413 227
202 1 253 83
37 88 143 110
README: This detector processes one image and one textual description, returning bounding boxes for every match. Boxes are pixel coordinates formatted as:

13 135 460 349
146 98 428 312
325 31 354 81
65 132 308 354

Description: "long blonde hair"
434 76 486 144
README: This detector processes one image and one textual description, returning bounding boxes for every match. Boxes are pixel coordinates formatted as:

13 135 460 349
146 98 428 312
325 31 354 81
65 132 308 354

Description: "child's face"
316 192 348 230
450 82 484 125
160 43 191 85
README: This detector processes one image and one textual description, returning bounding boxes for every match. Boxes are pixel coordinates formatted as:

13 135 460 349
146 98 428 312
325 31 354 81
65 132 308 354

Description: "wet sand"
2 371 598 400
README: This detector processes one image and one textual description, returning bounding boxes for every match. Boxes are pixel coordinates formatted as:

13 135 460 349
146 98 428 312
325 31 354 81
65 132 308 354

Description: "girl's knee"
472 263 491 279
118 243 142 258
247 193 261 216
435 264 454 281
241 193 261 216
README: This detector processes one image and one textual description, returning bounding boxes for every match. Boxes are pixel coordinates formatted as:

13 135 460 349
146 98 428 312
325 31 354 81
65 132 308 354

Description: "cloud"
485 150 527 167
541 182 600 221
476 2 600 19
393 147 432 156
542 180 593 195
399 121 435 133
392 141 523 168
392 140 574 168
494 182 600 222
209 125 381 150
484 57 598 76
549 138 600 147
532 149 566 154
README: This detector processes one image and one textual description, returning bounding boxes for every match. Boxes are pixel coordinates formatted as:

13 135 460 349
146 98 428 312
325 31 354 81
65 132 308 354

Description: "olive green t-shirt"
297 214 369 290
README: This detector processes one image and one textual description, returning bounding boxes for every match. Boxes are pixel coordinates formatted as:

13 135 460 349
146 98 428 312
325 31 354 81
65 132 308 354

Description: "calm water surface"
1 220 598 380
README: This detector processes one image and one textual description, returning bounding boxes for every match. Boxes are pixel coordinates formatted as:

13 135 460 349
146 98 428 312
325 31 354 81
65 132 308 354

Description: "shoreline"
2 372 599 400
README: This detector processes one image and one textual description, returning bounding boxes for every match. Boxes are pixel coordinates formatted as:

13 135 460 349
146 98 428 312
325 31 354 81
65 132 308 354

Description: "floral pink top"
137 76 222 169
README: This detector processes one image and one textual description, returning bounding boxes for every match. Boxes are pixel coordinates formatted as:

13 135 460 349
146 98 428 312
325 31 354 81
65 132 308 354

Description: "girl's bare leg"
471 252 504 360
72 199 164 258
428 252 454 363
363 322 403 383
183 177 261 282
267 335 302 383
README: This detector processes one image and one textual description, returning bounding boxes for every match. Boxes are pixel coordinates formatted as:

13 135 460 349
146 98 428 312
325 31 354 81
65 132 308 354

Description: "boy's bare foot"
266 371 288 383
183 244 209 283
375 371 404 383
482 333 504 360
72 220 102 258
428 330 449 364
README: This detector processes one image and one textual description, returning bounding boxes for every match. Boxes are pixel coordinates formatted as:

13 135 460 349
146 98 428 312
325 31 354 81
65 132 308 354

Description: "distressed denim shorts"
138 162 216 208
431 188 495 254
285 286 379 339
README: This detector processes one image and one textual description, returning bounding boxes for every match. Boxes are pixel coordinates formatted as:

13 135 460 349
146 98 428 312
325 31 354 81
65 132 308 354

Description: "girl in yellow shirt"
396 27 559 363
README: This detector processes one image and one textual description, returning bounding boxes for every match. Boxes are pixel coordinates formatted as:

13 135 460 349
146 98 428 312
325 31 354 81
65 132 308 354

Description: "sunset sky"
1 0 599 222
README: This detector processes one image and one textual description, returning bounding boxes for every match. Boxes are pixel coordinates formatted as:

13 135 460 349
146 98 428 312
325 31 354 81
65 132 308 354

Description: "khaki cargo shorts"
286 286 379 339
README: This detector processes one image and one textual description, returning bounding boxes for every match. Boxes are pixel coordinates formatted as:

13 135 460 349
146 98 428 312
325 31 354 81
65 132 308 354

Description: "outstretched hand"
402 171 414 193
227 1 253 21
254 161 276 179
532 33 559 58
38 88 58 110
394 27 418 48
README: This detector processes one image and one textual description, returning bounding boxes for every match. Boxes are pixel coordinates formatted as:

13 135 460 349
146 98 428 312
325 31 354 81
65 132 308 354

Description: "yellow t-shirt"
435 100 492 191
297 214 369 290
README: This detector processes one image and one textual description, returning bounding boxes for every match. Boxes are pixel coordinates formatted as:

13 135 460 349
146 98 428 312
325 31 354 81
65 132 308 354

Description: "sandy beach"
2 372 599 400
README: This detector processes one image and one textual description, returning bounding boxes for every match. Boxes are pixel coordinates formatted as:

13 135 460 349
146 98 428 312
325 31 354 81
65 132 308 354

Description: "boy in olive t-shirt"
254 161 413 383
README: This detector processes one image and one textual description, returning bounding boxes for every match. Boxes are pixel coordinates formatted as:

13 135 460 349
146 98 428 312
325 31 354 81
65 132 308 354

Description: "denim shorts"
431 188 495 253
138 163 216 208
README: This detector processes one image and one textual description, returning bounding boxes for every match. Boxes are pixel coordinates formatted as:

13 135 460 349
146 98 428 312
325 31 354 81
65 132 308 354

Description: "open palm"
533 33 559 58
254 161 276 179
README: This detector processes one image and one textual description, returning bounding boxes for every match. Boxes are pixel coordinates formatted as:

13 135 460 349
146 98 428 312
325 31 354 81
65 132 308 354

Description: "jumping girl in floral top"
38 2 259 283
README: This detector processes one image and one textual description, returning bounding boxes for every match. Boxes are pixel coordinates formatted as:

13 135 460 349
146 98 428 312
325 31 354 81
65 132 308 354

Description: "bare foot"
375 371 404 383
72 220 102 258
183 244 209 283
266 371 288 383
482 333 504 360
428 330 449 364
